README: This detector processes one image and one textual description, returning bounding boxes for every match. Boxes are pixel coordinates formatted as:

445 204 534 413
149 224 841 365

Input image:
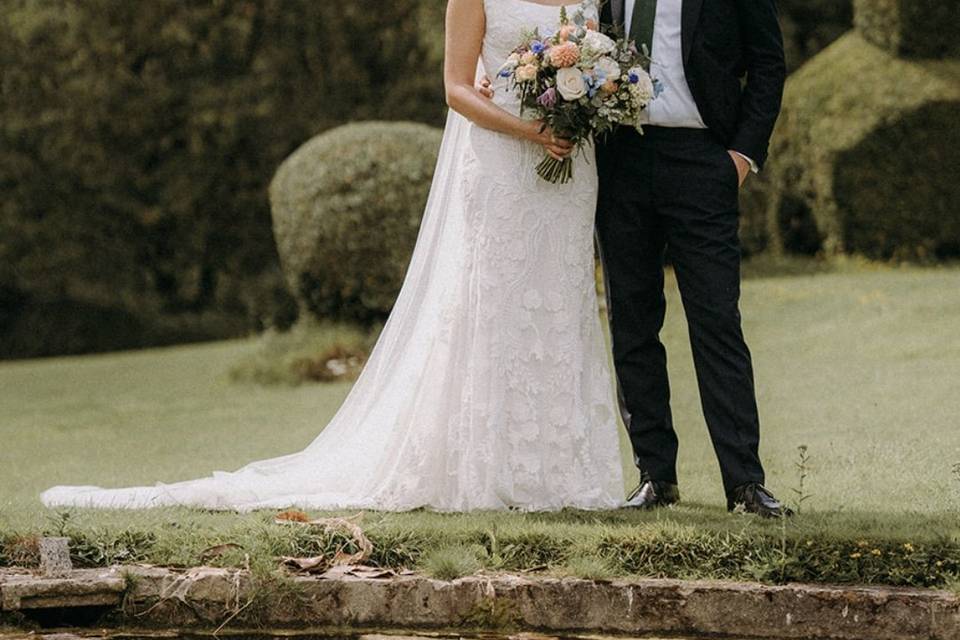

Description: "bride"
42 0 627 512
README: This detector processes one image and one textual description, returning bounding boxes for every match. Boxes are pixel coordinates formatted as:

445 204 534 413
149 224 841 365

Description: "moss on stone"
269 121 442 324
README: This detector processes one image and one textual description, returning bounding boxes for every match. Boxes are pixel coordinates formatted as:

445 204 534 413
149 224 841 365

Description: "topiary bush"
854 0 960 58
269 121 443 324
778 0 853 72
745 32 960 259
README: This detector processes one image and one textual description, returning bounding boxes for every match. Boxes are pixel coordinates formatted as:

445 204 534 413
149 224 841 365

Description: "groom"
595 0 790 517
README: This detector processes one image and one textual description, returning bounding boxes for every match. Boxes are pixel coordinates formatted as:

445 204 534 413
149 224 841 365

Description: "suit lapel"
681 0 704 63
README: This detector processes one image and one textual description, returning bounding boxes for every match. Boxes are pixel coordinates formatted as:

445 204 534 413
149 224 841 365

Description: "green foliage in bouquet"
269 122 443 326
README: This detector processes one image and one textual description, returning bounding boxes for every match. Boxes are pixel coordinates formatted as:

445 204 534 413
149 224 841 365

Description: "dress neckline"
508 0 586 9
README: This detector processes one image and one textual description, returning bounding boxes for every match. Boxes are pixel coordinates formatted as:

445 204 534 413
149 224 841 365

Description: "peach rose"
515 64 538 82
601 79 619 94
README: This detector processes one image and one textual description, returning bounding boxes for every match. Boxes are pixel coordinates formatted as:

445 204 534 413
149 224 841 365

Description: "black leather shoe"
727 483 794 518
624 478 680 510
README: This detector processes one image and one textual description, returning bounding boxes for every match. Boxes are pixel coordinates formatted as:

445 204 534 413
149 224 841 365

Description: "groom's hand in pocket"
727 150 752 188
476 75 494 99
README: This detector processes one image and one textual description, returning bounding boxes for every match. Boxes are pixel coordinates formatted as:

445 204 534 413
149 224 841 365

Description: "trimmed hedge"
779 0 853 73
854 0 960 58
744 33 960 259
269 121 443 324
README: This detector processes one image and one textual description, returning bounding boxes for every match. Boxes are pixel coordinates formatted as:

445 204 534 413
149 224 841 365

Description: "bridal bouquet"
497 3 657 184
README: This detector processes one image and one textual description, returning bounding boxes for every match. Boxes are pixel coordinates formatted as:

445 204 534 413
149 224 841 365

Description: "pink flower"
537 87 558 108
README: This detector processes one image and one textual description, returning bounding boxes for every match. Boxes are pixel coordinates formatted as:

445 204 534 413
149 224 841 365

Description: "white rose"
496 52 521 78
555 67 587 100
582 29 616 55
593 56 621 82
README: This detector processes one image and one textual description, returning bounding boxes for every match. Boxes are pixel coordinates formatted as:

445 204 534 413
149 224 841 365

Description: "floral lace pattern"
41 0 624 513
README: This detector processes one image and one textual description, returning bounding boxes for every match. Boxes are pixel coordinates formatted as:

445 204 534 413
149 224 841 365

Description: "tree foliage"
0 0 446 356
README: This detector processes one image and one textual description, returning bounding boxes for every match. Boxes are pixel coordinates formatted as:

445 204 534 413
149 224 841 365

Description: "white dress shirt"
624 0 758 171
626 0 705 129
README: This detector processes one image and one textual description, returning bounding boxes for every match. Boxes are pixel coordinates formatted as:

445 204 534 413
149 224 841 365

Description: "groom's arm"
730 0 786 171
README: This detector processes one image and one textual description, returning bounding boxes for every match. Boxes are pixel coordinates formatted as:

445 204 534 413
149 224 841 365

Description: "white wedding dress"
42 0 625 513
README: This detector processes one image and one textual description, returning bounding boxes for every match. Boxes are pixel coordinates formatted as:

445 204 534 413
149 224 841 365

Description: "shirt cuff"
732 151 759 174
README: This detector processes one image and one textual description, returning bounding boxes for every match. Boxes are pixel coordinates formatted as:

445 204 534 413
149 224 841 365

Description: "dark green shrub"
269 121 443 324
747 33 960 259
779 0 853 72
834 101 960 259
0 0 445 357
854 0 960 58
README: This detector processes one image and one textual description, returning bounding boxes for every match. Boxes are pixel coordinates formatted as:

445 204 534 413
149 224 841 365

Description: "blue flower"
499 69 512 78
584 72 601 97
530 40 546 54
628 72 640 84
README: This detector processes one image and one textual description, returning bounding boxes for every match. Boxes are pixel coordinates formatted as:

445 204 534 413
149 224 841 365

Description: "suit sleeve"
730 0 786 170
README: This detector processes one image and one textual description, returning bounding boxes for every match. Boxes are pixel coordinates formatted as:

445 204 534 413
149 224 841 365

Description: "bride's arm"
444 0 572 160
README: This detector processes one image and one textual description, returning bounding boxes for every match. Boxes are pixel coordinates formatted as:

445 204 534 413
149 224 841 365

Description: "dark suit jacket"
601 0 786 169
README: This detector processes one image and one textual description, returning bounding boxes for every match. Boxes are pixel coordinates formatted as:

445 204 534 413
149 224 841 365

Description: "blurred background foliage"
0 0 857 358
0 0 447 357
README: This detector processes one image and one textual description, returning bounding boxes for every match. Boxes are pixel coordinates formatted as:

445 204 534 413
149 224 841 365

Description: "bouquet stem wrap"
537 155 574 184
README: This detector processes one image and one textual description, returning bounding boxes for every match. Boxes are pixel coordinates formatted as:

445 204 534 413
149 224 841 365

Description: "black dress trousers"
596 125 765 493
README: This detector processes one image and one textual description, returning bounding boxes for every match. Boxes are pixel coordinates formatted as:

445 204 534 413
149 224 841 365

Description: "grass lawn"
1 261 958 587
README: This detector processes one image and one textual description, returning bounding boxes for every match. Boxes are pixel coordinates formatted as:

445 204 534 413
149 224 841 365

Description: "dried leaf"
275 510 310 523
320 564 397 579
275 513 374 573
280 555 331 573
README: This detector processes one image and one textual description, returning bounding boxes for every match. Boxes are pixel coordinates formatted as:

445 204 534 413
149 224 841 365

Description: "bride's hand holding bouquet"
497 2 658 184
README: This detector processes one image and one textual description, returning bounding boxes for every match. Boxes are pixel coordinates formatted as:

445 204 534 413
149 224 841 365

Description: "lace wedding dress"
42 0 625 512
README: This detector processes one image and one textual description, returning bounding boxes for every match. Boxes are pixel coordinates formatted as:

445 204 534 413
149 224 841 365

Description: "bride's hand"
527 122 574 161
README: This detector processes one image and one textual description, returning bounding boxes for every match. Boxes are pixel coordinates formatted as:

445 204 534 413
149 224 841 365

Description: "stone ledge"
0 568 125 611
3 566 959 640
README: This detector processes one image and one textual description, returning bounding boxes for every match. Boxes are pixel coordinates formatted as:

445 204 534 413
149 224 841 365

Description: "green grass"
227 319 374 386
1 261 959 587
418 543 488 580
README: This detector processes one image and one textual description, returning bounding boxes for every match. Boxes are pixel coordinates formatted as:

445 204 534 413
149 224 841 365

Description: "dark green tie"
629 0 658 55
